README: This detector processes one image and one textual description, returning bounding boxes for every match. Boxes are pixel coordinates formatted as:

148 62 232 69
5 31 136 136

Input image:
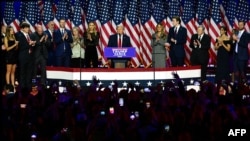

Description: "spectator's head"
59 18 66 28
172 16 181 26
2 84 14 95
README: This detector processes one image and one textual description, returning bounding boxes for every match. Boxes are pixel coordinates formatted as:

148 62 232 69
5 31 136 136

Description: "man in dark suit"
16 22 36 90
232 21 250 83
30 25 50 86
167 16 187 67
107 25 132 68
54 18 73 67
189 25 211 81
44 21 55 66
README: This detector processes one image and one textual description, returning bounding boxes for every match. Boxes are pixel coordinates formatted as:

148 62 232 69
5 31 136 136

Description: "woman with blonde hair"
83 22 100 68
151 23 168 68
4 26 19 91
70 27 85 68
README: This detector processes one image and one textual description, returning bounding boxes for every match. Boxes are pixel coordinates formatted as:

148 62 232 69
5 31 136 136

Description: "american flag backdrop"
124 0 141 67
209 0 221 65
181 0 196 66
43 1 54 28
139 0 153 67
2 0 250 67
2 1 19 32
25 1 41 32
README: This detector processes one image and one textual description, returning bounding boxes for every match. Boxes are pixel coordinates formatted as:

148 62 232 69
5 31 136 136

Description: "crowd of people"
1 74 250 141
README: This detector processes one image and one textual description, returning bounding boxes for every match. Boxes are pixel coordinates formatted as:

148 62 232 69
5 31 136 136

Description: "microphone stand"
152 37 156 87
79 39 82 88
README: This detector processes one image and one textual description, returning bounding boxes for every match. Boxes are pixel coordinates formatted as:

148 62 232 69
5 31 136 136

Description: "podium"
104 47 136 68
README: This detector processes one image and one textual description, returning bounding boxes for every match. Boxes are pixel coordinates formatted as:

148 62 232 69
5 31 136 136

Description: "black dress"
6 40 18 64
84 32 99 68
215 40 232 83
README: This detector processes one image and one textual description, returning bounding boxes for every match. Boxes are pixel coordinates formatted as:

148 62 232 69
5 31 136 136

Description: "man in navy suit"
45 21 55 66
167 16 187 67
232 21 250 82
54 18 73 67
107 25 132 68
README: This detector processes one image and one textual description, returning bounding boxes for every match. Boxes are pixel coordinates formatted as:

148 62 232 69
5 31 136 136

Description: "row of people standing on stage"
1 17 249 90
0 19 101 92
152 16 250 83
47 19 99 68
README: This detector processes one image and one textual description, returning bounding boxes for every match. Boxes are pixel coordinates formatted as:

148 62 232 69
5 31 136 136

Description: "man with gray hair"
189 25 211 81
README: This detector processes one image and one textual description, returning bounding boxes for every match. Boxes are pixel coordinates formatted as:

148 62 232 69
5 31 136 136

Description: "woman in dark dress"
214 26 232 83
84 22 100 68
4 26 18 91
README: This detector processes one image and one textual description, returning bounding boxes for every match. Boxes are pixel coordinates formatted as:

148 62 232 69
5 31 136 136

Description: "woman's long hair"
155 23 167 39
87 22 97 35
5 26 15 40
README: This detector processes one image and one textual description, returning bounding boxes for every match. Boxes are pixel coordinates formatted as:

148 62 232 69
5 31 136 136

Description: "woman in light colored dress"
70 27 85 68
151 24 168 68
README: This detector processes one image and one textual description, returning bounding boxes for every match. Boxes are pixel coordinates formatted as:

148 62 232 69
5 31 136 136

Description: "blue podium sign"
104 47 136 58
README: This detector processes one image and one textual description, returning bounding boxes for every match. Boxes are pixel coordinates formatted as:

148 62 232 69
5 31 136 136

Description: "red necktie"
26 35 30 42
26 35 32 53
118 35 122 48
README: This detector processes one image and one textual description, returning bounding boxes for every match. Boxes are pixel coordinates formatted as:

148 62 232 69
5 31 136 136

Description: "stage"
46 66 201 87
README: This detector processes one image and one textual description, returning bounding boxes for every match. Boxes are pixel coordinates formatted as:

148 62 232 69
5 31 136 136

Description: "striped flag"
54 0 72 30
209 0 221 65
98 0 114 65
25 1 40 32
139 0 153 68
124 0 141 67
152 0 171 67
182 0 196 66
112 0 124 26
18 1 27 24
152 0 166 24
196 0 210 33
221 0 237 31
86 0 103 61
3 1 19 32
79 0 88 33
236 0 250 66
236 0 250 32
72 0 84 35
43 0 54 27
166 0 181 33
